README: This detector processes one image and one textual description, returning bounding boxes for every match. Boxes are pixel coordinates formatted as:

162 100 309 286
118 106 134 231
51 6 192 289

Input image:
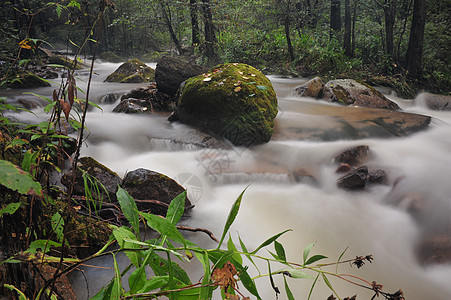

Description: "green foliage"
0 160 42 196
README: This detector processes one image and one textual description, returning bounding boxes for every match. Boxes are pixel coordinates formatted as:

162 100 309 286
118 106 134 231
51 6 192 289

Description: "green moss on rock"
105 59 155 83
177 63 278 146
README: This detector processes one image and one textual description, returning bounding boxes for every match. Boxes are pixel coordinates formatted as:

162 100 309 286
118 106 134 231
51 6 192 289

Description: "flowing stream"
3 61 451 299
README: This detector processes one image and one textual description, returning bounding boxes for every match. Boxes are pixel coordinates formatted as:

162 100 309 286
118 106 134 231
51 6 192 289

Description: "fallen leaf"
203 77 212 82
234 87 242 92
242 76 249 79
234 80 242 86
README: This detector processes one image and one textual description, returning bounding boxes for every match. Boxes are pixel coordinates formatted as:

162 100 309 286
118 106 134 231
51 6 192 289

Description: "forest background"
0 0 450 96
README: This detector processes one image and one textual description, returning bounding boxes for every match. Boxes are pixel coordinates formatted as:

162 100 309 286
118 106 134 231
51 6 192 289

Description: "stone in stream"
333 145 370 167
177 63 278 146
293 76 325 98
415 93 451 111
337 165 369 190
122 168 193 216
105 58 155 83
155 55 208 97
61 157 122 202
321 79 400 110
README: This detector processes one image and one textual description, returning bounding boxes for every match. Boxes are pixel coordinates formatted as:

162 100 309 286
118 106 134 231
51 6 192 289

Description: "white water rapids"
3 61 451 299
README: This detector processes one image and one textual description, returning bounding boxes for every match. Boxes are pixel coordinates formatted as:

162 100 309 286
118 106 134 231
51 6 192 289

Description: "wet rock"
368 169 387 184
418 234 451 265
105 58 155 83
122 168 192 216
334 145 370 166
61 157 121 202
17 99 41 109
337 165 368 190
322 79 400 110
118 83 176 112
100 93 120 104
417 93 451 111
112 98 152 114
177 63 278 146
272 104 431 141
294 76 324 98
155 55 208 96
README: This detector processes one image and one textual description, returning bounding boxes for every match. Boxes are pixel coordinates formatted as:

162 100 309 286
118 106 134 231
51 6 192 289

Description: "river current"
3 61 451 299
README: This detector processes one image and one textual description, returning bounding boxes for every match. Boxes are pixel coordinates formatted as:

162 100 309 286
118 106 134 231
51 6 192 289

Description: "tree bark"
384 0 396 60
405 0 426 78
330 0 341 38
344 0 352 56
159 0 183 55
189 0 200 46
201 0 216 63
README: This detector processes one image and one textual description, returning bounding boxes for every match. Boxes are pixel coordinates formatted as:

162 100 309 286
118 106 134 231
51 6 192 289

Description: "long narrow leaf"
305 254 328 266
284 276 295 300
251 229 292 254
111 254 122 299
274 240 286 262
303 242 315 264
116 186 140 238
308 273 320 300
217 187 248 249
166 190 186 225
238 234 260 274
141 212 187 246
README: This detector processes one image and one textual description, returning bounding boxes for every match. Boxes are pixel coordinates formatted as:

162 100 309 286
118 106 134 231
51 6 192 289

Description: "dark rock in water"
334 145 370 166
417 93 451 111
118 83 176 112
337 165 368 190
177 63 278 146
291 168 318 185
112 98 152 114
418 234 451 265
272 102 431 141
122 168 192 216
368 169 387 184
322 79 400 110
168 111 179 122
105 59 155 83
17 99 41 109
61 157 121 202
101 93 120 104
8 71 51 88
155 55 208 96
294 76 324 98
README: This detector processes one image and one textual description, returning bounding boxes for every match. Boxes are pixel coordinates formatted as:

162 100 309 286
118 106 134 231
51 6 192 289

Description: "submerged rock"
322 79 400 110
122 168 192 216
105 59 155 83
112 98 152 114
177 63 278 146
114 83 176 112
416 93 451 111
8 71 50 89
155 55 208 96
61 157 122 202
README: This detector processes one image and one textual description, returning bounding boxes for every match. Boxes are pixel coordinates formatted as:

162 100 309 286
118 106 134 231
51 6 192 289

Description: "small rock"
368 169 387 184
337 166 368 190
417 234 451 265
334 145 370 166
112 98 152 114
122 168 192 216
291 168 318 185
294 76 324 98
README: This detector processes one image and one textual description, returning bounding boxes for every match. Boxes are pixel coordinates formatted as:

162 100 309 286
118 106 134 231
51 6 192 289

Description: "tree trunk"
284 14 295 61
344 0 352 56
330 0 341 38
381 0 396 61
351 0 357 57
190 0 200 46
201 0 216 63
159 0 183 55
405 0 426 78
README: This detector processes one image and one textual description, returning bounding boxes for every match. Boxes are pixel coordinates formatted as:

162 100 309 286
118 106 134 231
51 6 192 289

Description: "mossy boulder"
105 59 155 83
177 63 278 146
322 79 400 110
